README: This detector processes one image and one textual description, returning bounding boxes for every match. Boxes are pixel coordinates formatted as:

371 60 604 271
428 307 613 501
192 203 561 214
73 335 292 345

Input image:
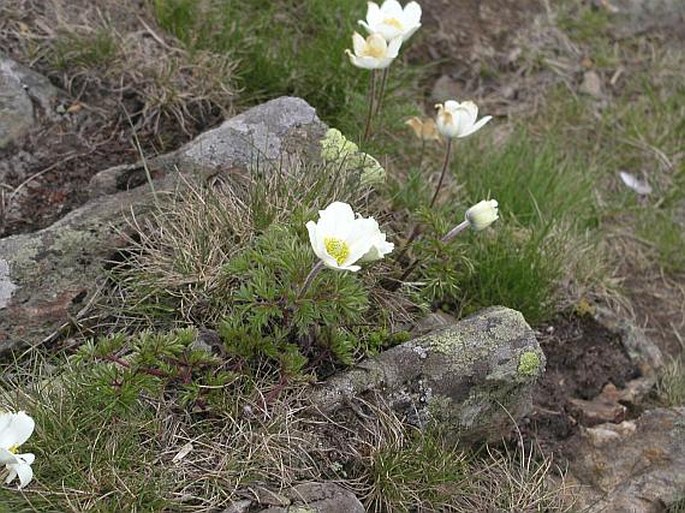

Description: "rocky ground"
1 0 684 511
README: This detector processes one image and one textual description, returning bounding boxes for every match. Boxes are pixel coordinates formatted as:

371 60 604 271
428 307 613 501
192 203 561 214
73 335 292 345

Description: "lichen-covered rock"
88 97 327 198
309 306 545 442
0 52 62 148
0 97 326 353
0 184 156 352
172 96 327 178
566 407 685 513
256 483 364 513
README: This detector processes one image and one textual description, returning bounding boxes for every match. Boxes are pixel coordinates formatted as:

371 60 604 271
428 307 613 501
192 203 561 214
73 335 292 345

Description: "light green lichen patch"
320 128 386 186
0 236 41 282
517 351 542 377
52 227 94 256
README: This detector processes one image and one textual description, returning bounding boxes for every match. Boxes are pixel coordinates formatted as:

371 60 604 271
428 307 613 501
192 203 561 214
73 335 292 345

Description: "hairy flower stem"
441 220 470 244
362 70 378 143
374 67 390 118
397 220 471 285
429 137 453 209
299 260 325 299
395 139 454 263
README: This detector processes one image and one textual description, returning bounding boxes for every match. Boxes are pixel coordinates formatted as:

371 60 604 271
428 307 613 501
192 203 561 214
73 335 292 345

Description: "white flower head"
346 32 402 70
359 0 422 42
465 199 499 231
306 202 393 271
435 100 492 139
0 411 36 489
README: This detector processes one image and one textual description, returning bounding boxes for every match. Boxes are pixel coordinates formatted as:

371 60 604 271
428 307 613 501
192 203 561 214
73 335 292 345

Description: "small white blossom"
0 411 35 489
306 202 393 271
435 100 492 139
465 200 499 231
358 0 422 42
346 32 402 70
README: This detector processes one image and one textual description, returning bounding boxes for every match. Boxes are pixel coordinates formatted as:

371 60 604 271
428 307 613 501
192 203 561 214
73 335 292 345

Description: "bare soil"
525 314 642 456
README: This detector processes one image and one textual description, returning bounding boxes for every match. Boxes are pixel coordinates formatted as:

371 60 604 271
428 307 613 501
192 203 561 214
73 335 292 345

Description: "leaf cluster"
216 224 389 374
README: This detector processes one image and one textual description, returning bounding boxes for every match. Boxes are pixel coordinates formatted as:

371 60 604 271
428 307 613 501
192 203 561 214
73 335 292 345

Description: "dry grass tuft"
0 0 238 141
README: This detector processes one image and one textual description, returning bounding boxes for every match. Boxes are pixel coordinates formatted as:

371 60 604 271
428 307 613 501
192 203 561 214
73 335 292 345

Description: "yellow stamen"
8 444 19 454
324 237 351 265
362 38 386 58
383 17 404 30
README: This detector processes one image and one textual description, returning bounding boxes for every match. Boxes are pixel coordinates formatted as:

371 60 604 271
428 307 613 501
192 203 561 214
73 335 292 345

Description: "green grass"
151 0 423 137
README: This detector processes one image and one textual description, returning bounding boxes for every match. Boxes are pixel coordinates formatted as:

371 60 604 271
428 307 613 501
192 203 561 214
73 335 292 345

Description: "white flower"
306 202 393 271
0 411 35 489
435 100 492 139
346 32 402 70
465 200 499 231
359 0 422 42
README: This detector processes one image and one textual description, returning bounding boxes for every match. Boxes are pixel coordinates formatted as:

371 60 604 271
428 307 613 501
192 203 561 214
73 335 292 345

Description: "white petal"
378 25 403 41
318 202 356 237
403 1 422 24
619 171 652 195
352 32 366 56
351 55 385 69
381 0 403 17
443 100 459 112
0 411 34 449
458 115 492 138
306 221 324 260
451 107 473 137
344 218 381 265
386 36 403 58
460 101 479 125
366 2 382 26
9 461 33 489
401 23 421 42
17 452 35 465
4 467 17 485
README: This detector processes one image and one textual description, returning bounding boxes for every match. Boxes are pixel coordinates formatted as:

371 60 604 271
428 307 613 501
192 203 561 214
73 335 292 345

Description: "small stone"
579 70 603 98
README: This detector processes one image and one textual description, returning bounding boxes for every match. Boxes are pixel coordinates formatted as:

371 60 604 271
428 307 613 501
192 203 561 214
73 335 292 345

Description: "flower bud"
465 199 499 231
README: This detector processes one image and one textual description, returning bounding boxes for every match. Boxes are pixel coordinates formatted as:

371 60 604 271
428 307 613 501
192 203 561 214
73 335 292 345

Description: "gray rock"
87 96 327 196
256 483 364 513
0 53 61 148
567 407 685 513
174 96 325 176
0 183 157 352
309 306 545 442
0 97 326 353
